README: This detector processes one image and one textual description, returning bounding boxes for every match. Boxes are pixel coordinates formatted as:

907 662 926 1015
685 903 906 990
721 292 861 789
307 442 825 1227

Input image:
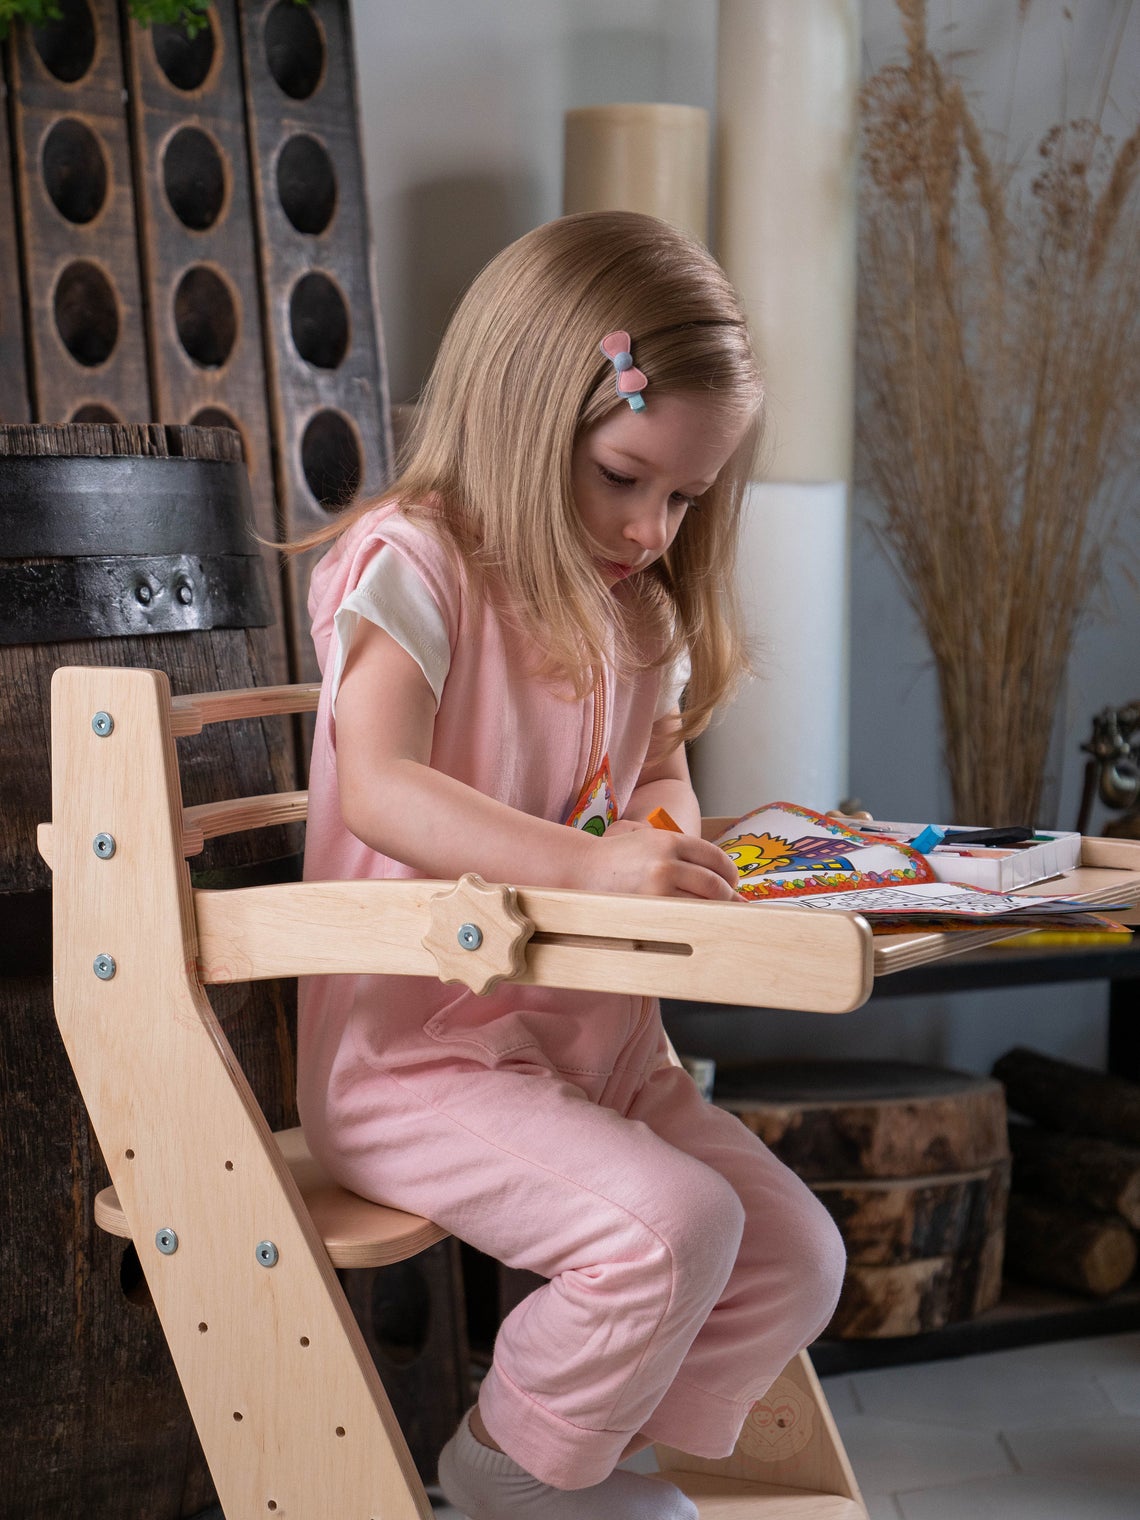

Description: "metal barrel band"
0 553 273 643
0 455 260 558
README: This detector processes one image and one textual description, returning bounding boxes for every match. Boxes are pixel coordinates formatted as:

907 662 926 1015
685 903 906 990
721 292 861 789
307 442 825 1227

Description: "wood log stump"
716 1061 1009 1180
814 1162 1010 1267
1003 1193 1138 1298
993 1046 1140 1147
717 1062 1010 1337
1009 1124 1140 1229
830 1230 1006 1339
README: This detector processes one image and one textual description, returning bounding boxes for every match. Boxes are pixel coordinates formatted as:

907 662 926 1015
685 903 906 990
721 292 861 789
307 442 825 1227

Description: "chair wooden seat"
94 1126 447 1270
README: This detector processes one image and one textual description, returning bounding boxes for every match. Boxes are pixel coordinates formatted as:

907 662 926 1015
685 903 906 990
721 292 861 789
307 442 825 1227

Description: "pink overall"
298 505 845 1489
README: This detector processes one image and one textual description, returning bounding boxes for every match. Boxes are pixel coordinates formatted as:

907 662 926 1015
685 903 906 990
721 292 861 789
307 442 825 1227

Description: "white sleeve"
328 547 451 714
655 647 692 720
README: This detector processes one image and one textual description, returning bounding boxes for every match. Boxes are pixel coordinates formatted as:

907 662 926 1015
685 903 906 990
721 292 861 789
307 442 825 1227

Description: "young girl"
297 211 845 1520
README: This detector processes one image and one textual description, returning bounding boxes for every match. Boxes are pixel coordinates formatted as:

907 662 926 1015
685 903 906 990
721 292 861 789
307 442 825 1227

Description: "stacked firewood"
992 1047 1140 1297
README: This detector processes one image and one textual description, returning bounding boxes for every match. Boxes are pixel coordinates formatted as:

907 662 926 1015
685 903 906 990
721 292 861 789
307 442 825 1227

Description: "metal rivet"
135 582 153 605
458 923 483 951
256 1240 279 1268
156 1228 178 1255
93 832 116 859
91 711 114 737
93 953 116 980
176 581 194 605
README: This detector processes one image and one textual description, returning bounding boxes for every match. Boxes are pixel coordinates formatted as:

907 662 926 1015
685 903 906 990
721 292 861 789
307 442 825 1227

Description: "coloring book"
712 803 1119 930
714 802 935 901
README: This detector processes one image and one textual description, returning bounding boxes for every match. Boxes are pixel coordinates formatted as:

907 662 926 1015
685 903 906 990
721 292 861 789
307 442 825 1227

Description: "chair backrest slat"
171 682 320 736
183 790 309 854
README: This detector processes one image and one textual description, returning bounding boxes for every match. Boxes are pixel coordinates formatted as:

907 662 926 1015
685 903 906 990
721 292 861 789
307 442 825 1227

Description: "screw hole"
233 1410 243 1422
267 1503 278 1512
198 1322 208 1333
299 1335 310 1347
335 1425 345 1437
124 1148 135 1160
225 1160 234 1171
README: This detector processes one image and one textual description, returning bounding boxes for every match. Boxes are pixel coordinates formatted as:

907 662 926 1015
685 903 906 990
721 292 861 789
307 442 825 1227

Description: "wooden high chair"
40 664 1140 1519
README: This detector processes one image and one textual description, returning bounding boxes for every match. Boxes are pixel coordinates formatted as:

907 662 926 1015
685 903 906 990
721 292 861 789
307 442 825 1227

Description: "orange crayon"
647 806 683 833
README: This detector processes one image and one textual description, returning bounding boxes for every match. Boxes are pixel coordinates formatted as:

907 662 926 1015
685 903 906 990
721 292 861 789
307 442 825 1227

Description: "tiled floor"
429 1333 1140 1518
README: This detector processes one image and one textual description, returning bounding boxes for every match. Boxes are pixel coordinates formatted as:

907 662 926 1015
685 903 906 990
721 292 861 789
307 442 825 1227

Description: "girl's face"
571 392 747 585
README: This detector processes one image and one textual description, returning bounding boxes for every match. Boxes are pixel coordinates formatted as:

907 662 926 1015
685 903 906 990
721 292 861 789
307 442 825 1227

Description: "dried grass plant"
857 0 1140 825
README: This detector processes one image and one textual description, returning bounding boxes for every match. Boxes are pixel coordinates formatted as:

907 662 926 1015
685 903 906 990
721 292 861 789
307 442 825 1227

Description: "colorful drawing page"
771 881 1120 919
714 802 936 901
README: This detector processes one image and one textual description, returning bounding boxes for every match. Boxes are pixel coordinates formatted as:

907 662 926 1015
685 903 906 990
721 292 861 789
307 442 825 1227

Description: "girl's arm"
334 620 738 900
621 710 705 836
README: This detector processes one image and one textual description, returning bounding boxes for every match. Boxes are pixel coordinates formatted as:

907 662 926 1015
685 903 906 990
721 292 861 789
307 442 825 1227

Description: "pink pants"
319 1010 845 1490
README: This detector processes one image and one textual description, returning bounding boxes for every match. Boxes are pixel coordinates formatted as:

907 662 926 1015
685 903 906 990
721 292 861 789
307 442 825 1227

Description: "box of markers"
854 822 1082 891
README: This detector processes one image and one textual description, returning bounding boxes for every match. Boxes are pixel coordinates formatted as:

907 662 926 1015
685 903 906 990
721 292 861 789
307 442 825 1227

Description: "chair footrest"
670 1475 864 1519
94 1125 448 1268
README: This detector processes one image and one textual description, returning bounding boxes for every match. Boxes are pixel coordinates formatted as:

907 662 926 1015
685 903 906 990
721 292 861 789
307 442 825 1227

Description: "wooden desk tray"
870 835 1140 978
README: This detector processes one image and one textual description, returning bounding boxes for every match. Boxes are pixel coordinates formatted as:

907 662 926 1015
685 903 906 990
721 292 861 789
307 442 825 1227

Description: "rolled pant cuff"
478 1363 630 1490
642 1378 752 1460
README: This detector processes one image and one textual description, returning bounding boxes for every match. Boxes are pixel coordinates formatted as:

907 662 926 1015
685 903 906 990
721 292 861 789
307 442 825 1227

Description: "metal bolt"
457 923 483 952
156 1228 179 1255
91 711 114 737
256 1240 279 1268
135 582 153 605
93 953 116 980
176 581 194 605
93 832 116 859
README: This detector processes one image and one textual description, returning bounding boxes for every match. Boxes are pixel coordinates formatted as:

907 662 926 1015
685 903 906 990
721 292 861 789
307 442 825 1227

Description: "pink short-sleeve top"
297 503 675 1159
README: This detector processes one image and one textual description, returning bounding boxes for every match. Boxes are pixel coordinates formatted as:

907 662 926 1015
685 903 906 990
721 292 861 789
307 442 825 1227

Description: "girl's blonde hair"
294 210 763 743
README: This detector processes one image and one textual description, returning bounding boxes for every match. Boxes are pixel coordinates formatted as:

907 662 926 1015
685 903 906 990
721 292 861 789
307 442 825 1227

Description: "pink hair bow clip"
599 331 647 412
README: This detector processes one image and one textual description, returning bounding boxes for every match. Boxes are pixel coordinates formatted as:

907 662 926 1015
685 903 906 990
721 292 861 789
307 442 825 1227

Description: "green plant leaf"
0 0 310 42
0 0 63 44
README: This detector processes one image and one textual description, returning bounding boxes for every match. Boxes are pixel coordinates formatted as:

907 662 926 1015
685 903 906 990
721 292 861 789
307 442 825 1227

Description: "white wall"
350 0 718 404
348 0 1140 1074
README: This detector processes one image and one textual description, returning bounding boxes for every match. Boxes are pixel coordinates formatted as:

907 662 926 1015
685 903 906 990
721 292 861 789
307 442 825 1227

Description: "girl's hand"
585 820 740 900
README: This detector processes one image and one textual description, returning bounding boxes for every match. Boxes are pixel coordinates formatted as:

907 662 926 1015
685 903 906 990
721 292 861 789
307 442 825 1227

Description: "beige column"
693 1 860 817
562 103 709 242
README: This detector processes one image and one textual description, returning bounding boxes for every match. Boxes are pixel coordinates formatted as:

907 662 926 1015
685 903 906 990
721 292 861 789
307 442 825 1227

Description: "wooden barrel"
0 423 300 1519
342 1239 471 1485
716 1061 1010 1338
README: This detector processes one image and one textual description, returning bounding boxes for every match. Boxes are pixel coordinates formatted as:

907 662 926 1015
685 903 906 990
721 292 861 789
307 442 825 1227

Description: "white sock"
437 1409 698 1520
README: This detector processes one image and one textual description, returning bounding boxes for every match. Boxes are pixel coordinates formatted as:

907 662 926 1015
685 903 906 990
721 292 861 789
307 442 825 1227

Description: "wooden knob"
421 873 534 996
